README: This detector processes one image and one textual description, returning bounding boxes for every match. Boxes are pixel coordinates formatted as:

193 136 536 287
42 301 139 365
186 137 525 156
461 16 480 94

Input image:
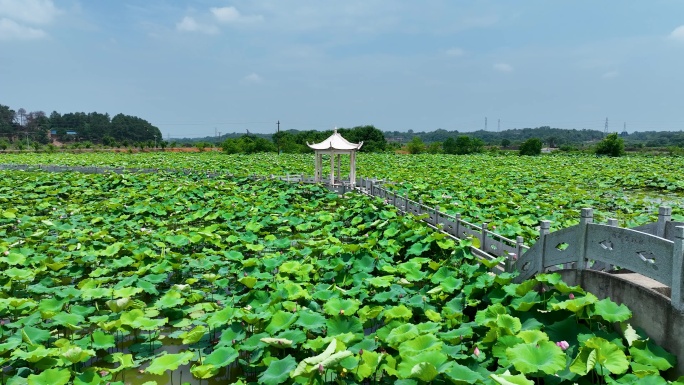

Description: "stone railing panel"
543 226 581 267
585 224 675 286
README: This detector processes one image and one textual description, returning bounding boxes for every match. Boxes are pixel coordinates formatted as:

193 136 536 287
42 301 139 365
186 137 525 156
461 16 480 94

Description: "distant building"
49 130 78 138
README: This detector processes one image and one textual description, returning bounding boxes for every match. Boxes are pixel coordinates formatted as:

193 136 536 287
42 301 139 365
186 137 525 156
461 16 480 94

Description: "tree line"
0 104 162 148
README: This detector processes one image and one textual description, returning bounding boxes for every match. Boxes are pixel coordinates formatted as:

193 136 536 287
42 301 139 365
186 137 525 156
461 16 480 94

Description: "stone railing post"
672 226 684 311
657 206 672 238
481 222 488 252
516 236 525 262
455 214 462 239
434 206 440 226
577 208 593 271
537 220 551 274
506 252 516 273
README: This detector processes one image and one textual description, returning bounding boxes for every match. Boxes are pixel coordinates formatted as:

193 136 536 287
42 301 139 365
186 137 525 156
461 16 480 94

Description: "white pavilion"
307 128 363 187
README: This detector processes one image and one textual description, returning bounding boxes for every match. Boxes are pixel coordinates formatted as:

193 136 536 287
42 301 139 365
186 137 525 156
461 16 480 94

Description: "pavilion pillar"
330 151 335 185
350 151 356 187
336 154 341 181
314 152 321 182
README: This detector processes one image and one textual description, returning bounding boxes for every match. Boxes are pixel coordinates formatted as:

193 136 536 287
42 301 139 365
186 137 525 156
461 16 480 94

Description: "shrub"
595 133 625 157
519 138 542 156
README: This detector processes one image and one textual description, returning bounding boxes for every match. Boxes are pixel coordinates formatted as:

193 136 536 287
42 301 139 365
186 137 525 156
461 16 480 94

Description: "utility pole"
276 120 280 155
604 117 609 136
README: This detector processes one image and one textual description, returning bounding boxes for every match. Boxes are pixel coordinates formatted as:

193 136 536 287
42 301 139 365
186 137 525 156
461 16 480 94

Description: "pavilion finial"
334 126 337 134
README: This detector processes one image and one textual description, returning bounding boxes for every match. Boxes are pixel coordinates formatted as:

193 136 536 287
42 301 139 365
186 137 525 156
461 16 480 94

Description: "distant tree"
426 142 442 154
160 141 168 151
454 136 473 155
519 138 542 156
442 137 457 154
501 138 511 148
595 133 625 157
406 136 425 154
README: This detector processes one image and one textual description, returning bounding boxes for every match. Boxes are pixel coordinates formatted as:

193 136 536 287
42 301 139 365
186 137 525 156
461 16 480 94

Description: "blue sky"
1 1 684 138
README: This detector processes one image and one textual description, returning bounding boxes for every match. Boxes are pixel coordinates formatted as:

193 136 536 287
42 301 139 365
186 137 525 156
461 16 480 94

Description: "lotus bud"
232 339 236 345
318 364 324 374
359 349 364 356
339 309 344 315
474 346 480 357
243 272 247 277
99 370 109 376
556 341 569 350
2 250 8 256
569 293 575 299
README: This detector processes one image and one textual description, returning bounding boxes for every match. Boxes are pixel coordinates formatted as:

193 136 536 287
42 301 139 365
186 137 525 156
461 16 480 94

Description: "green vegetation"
596 133 626 157
518 138 542 156
0 170 678 384
0 104 162 147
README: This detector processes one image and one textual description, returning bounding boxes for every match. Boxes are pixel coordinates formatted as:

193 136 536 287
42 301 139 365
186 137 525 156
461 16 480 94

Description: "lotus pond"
2 152 684 242
0 170 680 384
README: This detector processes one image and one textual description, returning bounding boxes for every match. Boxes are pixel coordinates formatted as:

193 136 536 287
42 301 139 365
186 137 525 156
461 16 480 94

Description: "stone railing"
355 177 684 311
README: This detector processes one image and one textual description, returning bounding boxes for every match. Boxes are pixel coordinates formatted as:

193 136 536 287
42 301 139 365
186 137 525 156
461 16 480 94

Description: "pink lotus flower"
569 293 575 299
556 341 570 350
2 250 8 256
474 346 480 357
318 364 324 374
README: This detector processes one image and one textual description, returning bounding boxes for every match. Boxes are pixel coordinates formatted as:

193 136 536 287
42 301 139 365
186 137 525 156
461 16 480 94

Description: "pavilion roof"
307 128 363 151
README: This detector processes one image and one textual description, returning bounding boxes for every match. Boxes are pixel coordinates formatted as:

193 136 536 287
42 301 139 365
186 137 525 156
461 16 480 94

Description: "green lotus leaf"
396 350 448 380
592 298 632 323
385 324 420 348
165 234 190 247
326 315 363 335
439 276 463 293
277 329 307 346
259 355 297 385
203 346 238 368
551 292 598 314
294 309 326 330
21 326 50 346
190 364 218 379
490 370 534 385
475 303 507 327
516 330 549 344
383 305 413 322
569 346 597 376
106 297 132 312
106 352 135 372
238 276 257 288
265 310 298 334
51 312 84 330
409 362 439 382
368 276 394 288
510 291 541 312
398 334 442 357
585 336 629 374
5 252 26 265
496 314 522 335
73 370 104 385
180 325 206 345
357 305 384 323
323 297 360 316
91 330 116 350
261 337 293 348
145 351 194 375
629 340 676 371
292 339 338 377
27 368 70 385
443 362 484 384
62 346 96 364
506 341 566 375
154 290 185 309
354 350 382 380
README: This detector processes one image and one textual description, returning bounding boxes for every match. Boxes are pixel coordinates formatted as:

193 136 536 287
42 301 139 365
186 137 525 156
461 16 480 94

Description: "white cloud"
445 48 465 57
243 73 263 83
602 71 619 79
0 18 46 40
0 0 59 25
176 16 218 34
493 63 513 72
670 25 684 42
211 6 263 24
